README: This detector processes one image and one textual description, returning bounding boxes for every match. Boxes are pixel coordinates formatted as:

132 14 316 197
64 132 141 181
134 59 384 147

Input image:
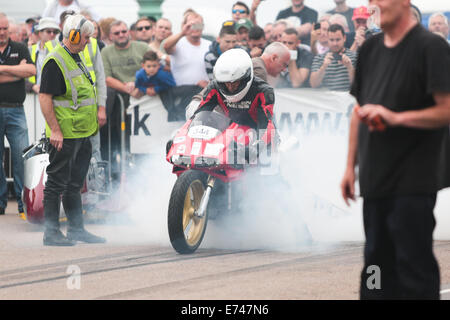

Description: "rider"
193 48 276 148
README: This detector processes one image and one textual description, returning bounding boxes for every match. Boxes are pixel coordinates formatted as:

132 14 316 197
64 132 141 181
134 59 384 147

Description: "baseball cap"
35 17 60 32
222 20 235 28
235 18 253 32
352 6 370 20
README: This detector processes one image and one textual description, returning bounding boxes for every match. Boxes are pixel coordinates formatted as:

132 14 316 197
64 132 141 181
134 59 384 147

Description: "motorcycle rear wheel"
168 170 208 254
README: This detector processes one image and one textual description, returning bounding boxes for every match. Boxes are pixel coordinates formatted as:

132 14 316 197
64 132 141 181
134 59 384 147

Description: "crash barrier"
4 93 127 188
127 88 355 154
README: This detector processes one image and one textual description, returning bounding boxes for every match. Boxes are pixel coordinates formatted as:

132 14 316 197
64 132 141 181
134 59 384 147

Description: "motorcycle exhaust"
195 175 216 218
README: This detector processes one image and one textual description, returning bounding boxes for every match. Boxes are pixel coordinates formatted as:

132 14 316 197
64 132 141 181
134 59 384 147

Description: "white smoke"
95 116 450 252
96 145 174 247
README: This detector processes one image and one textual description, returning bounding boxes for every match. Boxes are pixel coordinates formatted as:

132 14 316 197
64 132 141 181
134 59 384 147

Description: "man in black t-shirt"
327 0 355 32
340 1 450 300
278 28 313 88
275 0 318 46
0 13 36 216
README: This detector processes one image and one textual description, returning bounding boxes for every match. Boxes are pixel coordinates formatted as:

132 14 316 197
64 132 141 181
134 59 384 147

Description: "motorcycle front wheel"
168 170 208 254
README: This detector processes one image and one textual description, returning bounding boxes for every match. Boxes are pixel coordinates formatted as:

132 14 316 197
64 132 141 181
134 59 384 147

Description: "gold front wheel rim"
182 180 206 246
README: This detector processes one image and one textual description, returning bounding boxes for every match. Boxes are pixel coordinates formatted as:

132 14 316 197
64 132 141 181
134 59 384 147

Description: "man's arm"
195 82 220 114
249 0 261 26
0 59 35 78
163 21 192 55
92 43 107 127
358 92 450 130
39 93 63 151
341 53 355 84
0 74 19 83
256 86 276 144
296 23 313 39
93 43 107 106
310 53 332 88
105 76 135 95
287 59 310 88
340 105 360 206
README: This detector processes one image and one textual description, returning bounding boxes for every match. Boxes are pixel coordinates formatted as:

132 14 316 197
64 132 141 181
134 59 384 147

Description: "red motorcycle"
166 109 280 254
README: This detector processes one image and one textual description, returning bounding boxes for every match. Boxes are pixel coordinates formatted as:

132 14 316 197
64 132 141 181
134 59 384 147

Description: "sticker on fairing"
191 142 202 155
204 143 224 156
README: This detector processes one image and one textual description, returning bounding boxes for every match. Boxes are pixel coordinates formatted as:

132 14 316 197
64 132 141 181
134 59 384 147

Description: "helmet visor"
216 67 252 96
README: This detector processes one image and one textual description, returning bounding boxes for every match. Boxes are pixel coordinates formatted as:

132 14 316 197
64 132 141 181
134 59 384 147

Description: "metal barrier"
3 93 130 194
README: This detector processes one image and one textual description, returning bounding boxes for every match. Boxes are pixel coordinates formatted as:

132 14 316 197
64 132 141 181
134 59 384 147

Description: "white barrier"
24 93 47 144
127 95 185 155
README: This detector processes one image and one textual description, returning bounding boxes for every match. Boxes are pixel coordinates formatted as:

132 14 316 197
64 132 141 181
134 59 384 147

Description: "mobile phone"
333 53 342 61
289 50 298 60
191 23 204 31
314 22 321 30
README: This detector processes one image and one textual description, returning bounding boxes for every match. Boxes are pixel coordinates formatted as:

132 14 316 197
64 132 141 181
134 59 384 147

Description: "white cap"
36 17 60 32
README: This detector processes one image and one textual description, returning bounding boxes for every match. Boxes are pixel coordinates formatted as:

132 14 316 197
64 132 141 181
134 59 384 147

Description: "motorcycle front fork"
195 175 216 218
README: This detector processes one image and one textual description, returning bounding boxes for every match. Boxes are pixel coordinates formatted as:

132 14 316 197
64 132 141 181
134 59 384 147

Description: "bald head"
261 42 290 77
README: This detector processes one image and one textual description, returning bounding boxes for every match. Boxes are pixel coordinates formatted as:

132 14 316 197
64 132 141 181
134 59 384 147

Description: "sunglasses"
232 9 247 14
137 25 152 31
113 30 128 36
45 29 59 34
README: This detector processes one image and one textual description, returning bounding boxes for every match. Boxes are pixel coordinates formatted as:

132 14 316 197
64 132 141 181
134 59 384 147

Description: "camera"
333 53 342 61
314 22 321 30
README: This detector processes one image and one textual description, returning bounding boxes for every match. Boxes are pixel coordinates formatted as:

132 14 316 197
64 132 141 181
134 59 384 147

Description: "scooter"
21 136 111 224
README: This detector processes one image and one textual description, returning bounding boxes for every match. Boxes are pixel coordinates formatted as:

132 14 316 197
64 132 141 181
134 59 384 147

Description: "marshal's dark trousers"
43 138 92 233
360 194 440 300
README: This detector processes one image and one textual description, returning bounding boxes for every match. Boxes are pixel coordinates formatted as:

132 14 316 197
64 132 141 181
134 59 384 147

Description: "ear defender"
69 18 87 45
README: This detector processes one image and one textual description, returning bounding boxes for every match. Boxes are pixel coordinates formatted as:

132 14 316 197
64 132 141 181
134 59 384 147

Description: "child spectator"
204 22 238 80
132 50 176 98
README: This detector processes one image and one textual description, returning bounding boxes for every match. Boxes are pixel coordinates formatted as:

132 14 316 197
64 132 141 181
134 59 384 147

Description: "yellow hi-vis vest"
28 43 40 84
43 43 98 139
44 37 98 84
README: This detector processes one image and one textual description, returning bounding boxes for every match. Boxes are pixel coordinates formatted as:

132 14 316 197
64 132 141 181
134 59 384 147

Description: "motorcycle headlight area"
171 154 220 168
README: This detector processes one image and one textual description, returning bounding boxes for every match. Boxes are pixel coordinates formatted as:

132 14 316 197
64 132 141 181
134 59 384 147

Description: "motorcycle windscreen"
188 110 231 140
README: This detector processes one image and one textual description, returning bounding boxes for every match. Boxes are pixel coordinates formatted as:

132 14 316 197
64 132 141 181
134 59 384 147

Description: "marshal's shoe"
43 230 76 246
67 229 106 244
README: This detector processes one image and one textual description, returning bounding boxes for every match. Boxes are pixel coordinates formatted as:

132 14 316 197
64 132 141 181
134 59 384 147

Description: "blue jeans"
0 107 29 211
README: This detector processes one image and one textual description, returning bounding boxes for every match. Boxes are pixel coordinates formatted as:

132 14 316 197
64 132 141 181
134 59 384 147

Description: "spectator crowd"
0 0 449 214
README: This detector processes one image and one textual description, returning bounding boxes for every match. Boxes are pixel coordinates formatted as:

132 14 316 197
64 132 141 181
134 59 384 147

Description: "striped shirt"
311 49 357 91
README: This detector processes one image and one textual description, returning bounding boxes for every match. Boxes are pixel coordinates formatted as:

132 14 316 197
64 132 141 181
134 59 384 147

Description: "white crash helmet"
213 48 254 103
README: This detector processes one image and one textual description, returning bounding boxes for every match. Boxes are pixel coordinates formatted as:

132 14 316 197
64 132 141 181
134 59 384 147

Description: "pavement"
0 200 449 300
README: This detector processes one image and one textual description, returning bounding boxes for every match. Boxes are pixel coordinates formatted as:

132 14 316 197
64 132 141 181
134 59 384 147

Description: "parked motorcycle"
21 137 111 224
166 109 281 254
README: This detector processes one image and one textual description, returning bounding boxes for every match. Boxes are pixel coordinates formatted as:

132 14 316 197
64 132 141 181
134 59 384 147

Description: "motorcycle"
166 109 280 254
21 136 111 224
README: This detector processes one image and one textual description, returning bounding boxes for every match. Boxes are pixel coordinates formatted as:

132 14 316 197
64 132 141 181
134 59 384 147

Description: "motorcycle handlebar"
22 138 49 158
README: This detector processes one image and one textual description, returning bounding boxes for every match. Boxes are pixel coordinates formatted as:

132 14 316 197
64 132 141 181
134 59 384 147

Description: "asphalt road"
1 201 449 301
